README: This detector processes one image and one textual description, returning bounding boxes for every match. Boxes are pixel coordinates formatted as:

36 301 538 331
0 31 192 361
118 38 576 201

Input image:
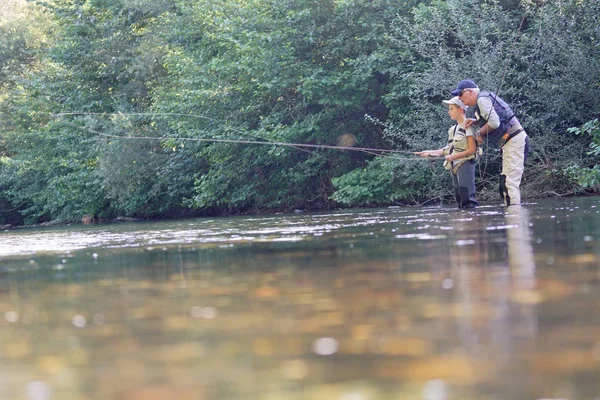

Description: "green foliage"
568 119 600 157
1 0 600 225
0 1 49 85
564 164 600 190
0 0 188 223
565 119 600 190
151 0 407 212
331 156 446 206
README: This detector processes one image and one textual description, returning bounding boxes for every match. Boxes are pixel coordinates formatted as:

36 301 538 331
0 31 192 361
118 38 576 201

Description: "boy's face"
448 104 464 121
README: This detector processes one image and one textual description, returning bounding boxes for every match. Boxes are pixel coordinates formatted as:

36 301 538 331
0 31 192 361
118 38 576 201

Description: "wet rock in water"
116 216 139 222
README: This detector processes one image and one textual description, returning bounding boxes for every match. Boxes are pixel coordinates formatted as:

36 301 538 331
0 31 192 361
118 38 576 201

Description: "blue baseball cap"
451 79 479 96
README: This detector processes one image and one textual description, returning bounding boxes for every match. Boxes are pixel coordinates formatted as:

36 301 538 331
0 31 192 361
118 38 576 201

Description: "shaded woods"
1 0 599 225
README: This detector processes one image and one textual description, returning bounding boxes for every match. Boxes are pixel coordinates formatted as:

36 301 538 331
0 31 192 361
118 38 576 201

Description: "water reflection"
491 207 539 399
1 198 600 399
505 206 536 289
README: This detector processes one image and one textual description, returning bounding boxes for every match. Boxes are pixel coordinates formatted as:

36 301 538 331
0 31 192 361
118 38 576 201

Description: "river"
1 197 599 400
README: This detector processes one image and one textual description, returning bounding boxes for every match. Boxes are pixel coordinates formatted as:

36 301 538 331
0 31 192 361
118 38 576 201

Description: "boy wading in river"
415 97 479 209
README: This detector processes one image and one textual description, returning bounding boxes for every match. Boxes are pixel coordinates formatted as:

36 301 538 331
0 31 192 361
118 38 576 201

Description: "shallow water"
1 197 600 400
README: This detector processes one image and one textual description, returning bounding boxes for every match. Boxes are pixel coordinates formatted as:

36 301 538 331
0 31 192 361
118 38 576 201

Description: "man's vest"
475 91 516 147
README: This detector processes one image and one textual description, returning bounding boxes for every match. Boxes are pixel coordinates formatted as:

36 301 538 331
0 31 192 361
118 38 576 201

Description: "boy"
415 97 478 209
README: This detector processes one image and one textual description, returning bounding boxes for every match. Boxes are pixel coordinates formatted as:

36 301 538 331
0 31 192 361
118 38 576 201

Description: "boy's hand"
414 151 432 158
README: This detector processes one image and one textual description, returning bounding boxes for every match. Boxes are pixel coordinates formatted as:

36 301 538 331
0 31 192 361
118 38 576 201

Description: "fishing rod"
53 111 430 160
476 9 529 178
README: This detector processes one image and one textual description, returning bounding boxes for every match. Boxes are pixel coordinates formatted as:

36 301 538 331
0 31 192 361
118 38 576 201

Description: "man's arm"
476 96 500 137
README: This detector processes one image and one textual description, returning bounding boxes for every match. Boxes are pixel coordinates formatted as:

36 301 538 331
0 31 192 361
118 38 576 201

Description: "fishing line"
54 111 426 159
55 111 319 157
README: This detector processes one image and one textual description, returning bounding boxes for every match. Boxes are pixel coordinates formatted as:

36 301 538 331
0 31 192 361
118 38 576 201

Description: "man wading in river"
454 79 530 206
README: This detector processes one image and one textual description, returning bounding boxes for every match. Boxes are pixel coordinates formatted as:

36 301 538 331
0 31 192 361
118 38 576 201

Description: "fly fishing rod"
53 111 432 160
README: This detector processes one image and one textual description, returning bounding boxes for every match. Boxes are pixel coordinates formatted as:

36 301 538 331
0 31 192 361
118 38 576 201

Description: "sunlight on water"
1 197 600 399
0 212 406 257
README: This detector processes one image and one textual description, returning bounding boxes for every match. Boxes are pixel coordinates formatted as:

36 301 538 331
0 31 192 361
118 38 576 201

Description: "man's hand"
475 131 483 145
464 118 476 128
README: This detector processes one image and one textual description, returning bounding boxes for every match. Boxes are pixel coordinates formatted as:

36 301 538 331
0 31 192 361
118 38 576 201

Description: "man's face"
458 89 477 106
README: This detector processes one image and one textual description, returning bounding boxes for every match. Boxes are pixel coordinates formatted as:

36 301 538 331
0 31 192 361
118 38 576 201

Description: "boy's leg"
456 160 478 208
501 132 527 206
451 173 462 208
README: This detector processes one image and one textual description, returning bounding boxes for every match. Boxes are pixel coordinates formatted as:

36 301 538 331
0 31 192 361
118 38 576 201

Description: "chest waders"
443 125 478 208
475 92 527 206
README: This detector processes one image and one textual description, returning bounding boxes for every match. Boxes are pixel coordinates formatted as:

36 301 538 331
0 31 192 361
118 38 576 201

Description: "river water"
1 197 599 400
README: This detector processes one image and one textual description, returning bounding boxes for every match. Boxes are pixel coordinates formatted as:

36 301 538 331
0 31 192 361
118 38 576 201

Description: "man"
452 79 530 206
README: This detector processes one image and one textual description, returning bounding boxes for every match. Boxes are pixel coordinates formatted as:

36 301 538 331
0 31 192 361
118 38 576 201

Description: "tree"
151 0 408 212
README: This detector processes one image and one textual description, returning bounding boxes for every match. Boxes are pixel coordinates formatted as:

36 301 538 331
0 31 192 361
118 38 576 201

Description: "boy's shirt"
443 122 477 172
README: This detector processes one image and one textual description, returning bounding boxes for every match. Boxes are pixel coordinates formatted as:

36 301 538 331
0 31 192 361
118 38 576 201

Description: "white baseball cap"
442 96 466 110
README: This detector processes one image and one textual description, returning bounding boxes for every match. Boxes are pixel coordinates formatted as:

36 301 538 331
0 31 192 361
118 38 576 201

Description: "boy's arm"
414 149 444 158
445 136 477 162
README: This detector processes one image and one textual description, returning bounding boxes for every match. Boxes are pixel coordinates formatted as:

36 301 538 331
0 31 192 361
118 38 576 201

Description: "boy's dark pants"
451 160 478 209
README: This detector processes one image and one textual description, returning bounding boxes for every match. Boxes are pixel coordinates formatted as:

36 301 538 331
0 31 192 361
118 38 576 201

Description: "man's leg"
499 174 509 206
501 132 527 206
